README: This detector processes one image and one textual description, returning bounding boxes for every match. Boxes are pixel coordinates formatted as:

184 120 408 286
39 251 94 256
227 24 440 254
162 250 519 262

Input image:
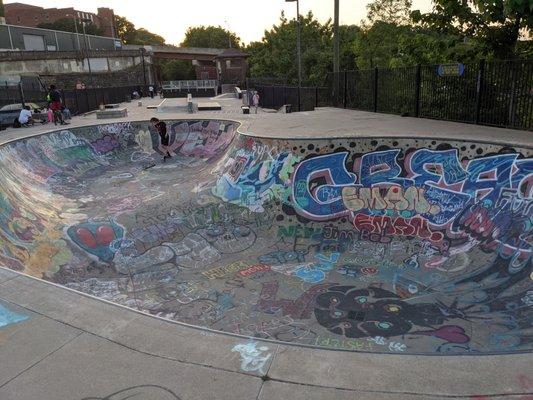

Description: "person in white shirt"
149 85 155 98
252 92 260 114
18 106 34 126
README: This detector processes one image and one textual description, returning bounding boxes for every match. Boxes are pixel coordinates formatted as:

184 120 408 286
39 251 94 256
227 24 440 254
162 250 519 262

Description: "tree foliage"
247 12 339 86
412 0 533 59
115 15 165 45
182 26 241 48
367 0 412 25
246 0 531 84
38 18 103 36
157 60 196 81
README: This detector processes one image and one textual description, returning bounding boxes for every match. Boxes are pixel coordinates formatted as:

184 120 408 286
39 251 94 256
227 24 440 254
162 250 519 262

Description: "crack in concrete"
0 331 83 390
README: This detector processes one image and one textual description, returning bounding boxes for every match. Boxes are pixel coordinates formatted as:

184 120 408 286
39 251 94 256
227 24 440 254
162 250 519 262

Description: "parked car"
0 103 46 129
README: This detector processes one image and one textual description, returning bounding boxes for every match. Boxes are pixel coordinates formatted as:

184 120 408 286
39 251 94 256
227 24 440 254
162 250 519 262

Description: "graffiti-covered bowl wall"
0 122 531 355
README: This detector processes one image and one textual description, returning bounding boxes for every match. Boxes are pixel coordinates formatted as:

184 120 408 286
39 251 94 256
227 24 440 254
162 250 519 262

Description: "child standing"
252 91 260 114
150 117 172 162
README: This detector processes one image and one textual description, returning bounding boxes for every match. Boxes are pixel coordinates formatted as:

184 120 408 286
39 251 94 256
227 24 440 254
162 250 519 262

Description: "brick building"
4 3 117 38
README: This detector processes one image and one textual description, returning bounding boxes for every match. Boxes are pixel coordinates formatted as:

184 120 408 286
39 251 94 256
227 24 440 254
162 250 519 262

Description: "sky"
5 0 433 45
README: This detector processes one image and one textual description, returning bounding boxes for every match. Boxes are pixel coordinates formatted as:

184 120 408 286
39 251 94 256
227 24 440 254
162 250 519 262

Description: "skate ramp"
0 120 531 355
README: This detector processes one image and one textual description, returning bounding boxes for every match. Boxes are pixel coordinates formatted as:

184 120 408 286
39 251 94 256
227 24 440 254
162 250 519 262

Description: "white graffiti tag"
232 342 271 374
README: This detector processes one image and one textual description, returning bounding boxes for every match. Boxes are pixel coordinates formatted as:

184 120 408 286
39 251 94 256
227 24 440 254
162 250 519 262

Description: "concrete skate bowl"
0 119 531 355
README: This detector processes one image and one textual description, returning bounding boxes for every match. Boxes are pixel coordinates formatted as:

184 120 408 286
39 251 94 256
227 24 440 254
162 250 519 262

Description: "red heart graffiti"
412 325 470 344
76 225 115 249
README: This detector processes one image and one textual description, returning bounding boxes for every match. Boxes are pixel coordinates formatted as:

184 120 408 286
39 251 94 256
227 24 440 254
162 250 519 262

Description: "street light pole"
81 19 94 87
333 0 340 74
296 0 302 90
333 0 340 106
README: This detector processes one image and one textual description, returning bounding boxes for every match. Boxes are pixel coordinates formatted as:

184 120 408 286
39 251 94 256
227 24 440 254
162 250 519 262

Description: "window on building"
226 60 231 68
23 34 45 51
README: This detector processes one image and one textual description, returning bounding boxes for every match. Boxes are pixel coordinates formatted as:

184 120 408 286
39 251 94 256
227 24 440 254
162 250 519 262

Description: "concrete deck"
0 97 531 399
0 96 530 146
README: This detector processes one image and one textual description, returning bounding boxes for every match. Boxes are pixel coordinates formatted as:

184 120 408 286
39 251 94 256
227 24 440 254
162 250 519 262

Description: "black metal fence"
327 59 533 130
249 85 328 112
248 59 532 129
0 84 149 115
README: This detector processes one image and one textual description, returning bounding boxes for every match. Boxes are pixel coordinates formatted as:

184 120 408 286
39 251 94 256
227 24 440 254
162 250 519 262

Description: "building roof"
216 48 249 58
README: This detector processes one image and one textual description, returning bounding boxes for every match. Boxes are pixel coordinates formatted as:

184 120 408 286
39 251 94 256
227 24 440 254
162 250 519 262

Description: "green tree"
182 26 241 48
393 29 485 66
354 21 410 68
130 28 165 46
339 25 361 71
157 60 196 81
115 15 165 45
367 0 413 25
247 12 334 85
38 18 103 36
412 0 533 59
115 15 137 44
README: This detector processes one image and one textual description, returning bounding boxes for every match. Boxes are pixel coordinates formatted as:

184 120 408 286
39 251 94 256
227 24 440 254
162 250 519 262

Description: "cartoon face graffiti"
315 286 429 338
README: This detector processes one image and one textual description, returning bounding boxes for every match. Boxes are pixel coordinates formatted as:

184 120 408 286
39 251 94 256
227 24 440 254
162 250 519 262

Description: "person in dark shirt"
150 117 172 162
48 85 68 125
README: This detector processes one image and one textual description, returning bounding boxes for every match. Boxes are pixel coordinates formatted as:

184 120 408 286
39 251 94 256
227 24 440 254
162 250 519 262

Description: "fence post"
84 88 89 114
315 86 318 108
343 71 348 109
475 59 486 125
18 82 25 107
414 65 421 118
74 90 79 115
373 67 378 112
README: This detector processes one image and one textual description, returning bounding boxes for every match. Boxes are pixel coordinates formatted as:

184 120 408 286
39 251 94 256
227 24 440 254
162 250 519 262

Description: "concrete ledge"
96 108 128 119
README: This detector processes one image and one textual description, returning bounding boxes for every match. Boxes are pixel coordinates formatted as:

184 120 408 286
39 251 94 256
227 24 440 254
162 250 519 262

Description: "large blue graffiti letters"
292 152 356 220
358 149 409 187
406 149 468 186
464 154 518 203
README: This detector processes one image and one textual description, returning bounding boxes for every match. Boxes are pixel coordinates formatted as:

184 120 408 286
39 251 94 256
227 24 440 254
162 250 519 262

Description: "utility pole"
74 18 81 51
333 0 340 106
81 19 94 87
333 0 340 74
285 0 302 109
0 0 6 25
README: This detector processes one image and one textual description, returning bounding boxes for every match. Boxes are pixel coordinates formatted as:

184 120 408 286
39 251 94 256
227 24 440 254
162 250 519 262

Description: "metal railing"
248 59 532 128
326 59 533 130
161 80 218 90
0 84 149 115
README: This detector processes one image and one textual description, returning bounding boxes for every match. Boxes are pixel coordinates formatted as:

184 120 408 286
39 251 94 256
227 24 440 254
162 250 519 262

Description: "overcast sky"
5 0 433 45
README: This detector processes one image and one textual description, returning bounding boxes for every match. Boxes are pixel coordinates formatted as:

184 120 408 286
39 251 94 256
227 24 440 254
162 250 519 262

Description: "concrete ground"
0 96 531 400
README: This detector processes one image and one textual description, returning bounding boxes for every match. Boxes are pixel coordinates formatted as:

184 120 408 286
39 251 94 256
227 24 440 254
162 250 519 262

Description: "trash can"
242 106 250 115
